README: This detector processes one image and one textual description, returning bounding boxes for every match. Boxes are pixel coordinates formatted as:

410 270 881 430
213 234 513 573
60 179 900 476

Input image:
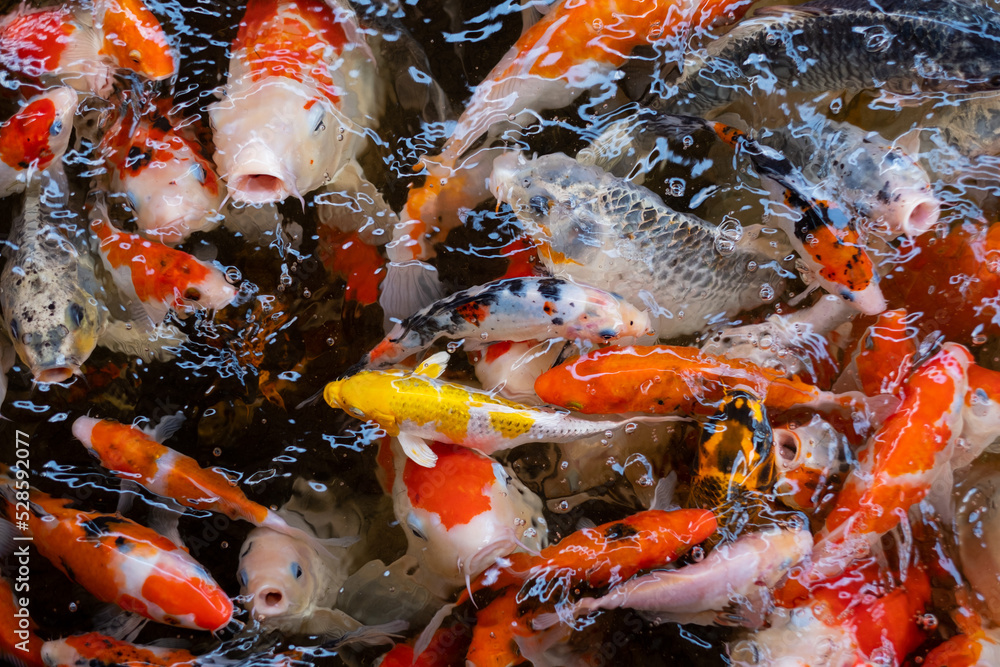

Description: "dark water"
2 0 1000 664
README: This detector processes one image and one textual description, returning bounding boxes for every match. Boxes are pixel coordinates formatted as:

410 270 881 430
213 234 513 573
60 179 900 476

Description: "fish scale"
491 152 784 338
661 0 1000 117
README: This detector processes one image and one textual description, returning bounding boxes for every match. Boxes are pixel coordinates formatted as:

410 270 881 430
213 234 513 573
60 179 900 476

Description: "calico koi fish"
89 198 236 325
210 0 379 204
324 351 660 468
72 416 291 533
0 87 77 198
781 343 972 604
533 345 859 417
490 152 790 336
381 0 754 321
104 106 224 245
0 577 43 667
40 633 198 667
0 0 176 96
0 474 232 631
388 439 547 596
362 277 651 370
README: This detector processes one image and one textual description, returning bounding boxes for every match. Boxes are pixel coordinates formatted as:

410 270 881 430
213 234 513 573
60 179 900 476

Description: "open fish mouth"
33 366 77 384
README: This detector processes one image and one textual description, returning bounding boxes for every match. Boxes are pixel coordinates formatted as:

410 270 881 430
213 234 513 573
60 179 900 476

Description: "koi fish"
0 475 232 631
490 152 788 336
837 309 918 397
72 416 292 532
40 633 198 667
0 577 43 667
0 174 105 384
381 0 754 322
324 351 659 468
556 526 812 627
533 345 859 417
0 87 77 198
0 0 176 96
316 227 385 307
104 106 224 245
388 439 547 596
688 391 776 516
772 414 848 512
781 343 971 603
210 0 380 204
362 277 651 370
924 629 1000 667
89 197 236 325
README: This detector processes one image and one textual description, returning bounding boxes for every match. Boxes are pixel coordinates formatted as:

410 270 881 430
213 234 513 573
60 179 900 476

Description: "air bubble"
715 238 736 255
447 341 461 353
558 500 570 511
918 613 938 631
68 602 78 612
758 333 774 350
481 332 489 340
690 546 705 562
667 178 685 197
759 284 776 302
747 260 758 272
624 422 637 434
213 448 222 456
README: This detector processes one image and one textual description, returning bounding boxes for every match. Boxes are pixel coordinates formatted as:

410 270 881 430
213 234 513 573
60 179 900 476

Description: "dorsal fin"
414 350 450 378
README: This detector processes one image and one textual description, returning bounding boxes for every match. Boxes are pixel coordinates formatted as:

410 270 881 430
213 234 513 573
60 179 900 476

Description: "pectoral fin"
397 433 438 468
414 351 450 379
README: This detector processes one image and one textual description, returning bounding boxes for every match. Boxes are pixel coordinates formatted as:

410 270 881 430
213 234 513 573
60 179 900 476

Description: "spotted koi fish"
104 105 224 245
381 0 754 323
89 197 236 325
324 351 658 468
40 633 198 667
210 0 379 205
0 472 232 631
534 345 860 417
362 277 650 370
0 0 176 96
0 87 77 197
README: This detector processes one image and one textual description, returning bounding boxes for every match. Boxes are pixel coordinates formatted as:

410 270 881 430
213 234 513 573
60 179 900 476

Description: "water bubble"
759 283 776 302
690 546 705 562
481 332 489 340
829 97 843 113
606 457 617 467
667 178 685 197
718 216 743 242
863 25 893 53
758 333 774 350
715 238 736 255
592 18 603 31
747 260 758 272
514 517 526 526
604 430 614 439
560 460 569 470
918 613 938 631
302 289 311 298
226 266 242 282
638 475 653 487
213 448 222 457
68 602 78 612
447 341 461 353
624 422 637 434
558 500 570 511
221 541 229 549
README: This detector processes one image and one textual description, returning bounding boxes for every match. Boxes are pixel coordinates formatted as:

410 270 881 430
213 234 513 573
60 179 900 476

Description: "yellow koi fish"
324 351 651 467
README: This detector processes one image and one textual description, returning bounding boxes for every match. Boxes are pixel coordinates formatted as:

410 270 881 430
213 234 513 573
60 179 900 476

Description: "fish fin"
98 320 187 362
335 619 409 648
379 261 445 333
414 602 457 656
92 605 147 642
752 4 834 19
149 410 186 442
892 127 924 157
414 350 450 378
650 471 679 511
0 518 16 559
146 506 184 548
316 160 398 246
397 433 438 468
301 607 363 637
575 517 596 530
531 611 562 631
116 479 143 515
872 89 927 110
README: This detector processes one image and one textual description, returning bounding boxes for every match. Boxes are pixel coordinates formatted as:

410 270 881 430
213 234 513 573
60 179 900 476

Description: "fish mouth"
229 174 293 204
225 142 300 205
34 366 76 384
899 195 940 238
250 585 291 617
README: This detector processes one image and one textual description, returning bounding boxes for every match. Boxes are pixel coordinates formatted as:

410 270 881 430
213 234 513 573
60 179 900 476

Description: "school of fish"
1 0 1000 664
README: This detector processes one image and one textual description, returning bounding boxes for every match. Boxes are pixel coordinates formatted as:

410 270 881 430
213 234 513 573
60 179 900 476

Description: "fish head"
95 0 177 80
3 271 103 384
210 79 351 205
0 87 79 175
325 372 397 426
170 263 237 315
691 390 776 508
116 125 224 245
772 415 848 511
398 442 546 584
237 527 327 621
490 151 611 269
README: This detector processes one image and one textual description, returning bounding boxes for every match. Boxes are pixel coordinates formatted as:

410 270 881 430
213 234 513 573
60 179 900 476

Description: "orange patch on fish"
0 97 60 170
61 633 198 666
0 8 76 77
404 442 494 530
485 340 514 364
795 197 873 293
455 301 490 326
141 569 233 631
96 0 176 79
853 310 917 396
316 227 385 306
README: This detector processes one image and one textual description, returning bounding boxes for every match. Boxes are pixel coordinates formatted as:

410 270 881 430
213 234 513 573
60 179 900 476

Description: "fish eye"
184 287 202 301
67 303 85 328
9 319 19 340
129 49 142 64
349 406 365 418
406 513 427 540
529 195 552 216
189 163 207 185
50 120 62 136
290 562 303 579
308 104 328 134
238 569 248 587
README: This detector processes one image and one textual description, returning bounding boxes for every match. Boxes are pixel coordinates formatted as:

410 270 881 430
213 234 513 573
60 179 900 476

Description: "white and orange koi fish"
210 0 380 205
0 471 232 632
0 0 176 96
89 198 236 325
324 351 663 467
0 87 77 197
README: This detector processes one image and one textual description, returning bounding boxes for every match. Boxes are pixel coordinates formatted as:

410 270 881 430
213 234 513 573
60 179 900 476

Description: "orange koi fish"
41 633 198 667
781 343 971 604
841 309 918 397
0 577 43 667
210 0 379 205
0 87 77 197
381 0 754 322
0 0 175 96
89 199 236 325
316 227 385 307
533 345 858 417
0 475 232 631
104 106 224 245
72 416 289 532
881 220 1000 345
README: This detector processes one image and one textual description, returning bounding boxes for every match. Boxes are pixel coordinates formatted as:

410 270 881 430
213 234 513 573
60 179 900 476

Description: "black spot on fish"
537 278 562 301
125 146 154 172
603 522 638 541
551 317 564 326
504 278 526 297
152 115 173 134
